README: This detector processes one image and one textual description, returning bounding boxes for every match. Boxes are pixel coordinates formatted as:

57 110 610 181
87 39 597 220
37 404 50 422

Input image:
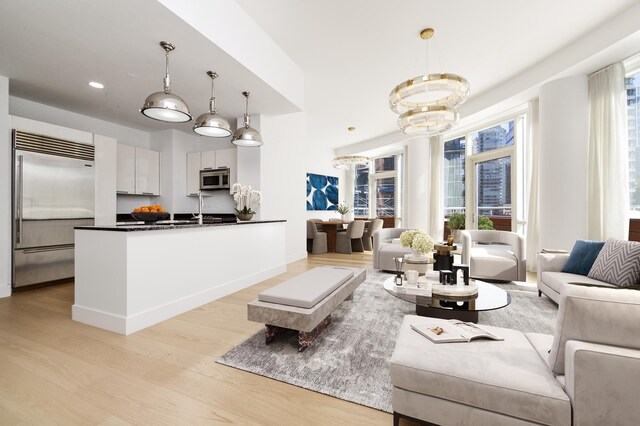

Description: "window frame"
442 108 527 232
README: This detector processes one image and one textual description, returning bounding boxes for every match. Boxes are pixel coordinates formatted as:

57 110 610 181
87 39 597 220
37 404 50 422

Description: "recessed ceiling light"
89 81 104 89
348 127 356 132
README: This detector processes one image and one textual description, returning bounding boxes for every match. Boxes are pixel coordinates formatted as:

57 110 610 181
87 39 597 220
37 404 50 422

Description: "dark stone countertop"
76 220 287 232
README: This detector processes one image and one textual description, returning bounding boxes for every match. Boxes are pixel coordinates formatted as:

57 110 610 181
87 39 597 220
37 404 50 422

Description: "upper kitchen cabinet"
186 148 237 195
116 144 135 194
116 144 160 196
135 148 160 196
201 150 216 170
216 148 237 191
186 151 202 196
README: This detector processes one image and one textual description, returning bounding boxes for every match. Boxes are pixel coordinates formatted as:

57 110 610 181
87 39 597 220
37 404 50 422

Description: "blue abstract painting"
306 173 339 210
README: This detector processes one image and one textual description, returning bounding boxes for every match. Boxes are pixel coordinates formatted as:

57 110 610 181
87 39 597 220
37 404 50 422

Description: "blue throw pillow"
562 240 605 276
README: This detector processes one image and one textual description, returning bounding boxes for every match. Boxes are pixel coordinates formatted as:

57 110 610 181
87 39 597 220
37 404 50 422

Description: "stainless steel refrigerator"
12 130 95 288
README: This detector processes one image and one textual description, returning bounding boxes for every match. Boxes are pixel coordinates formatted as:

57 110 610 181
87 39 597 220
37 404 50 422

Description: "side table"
433 243 457 271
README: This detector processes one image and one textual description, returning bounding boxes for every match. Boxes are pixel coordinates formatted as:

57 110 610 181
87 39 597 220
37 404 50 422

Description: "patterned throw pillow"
588 238 640 287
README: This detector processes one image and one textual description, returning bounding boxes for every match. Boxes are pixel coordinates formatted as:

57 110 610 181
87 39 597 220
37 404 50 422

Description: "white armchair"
461 230 526 282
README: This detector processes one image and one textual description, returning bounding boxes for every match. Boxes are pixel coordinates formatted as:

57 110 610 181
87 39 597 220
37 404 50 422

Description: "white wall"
538 75 589 250
259 112 309 263
0 76 11 298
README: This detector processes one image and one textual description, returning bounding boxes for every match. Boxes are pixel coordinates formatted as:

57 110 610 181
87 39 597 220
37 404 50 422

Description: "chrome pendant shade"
389 28 469 136
193 71 232 137
232 91 263 147
141 41 192 123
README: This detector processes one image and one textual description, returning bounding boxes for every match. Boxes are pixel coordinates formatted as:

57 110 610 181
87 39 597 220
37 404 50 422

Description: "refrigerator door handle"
16 154 23 244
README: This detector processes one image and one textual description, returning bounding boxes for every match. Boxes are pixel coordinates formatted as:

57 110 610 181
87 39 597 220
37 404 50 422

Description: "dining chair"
362 218 384 251
306 220 328 254
335 220 365 254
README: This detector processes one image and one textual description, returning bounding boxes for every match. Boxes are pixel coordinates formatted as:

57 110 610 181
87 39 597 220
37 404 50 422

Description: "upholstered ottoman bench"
247 267 366 352
390 315 571 425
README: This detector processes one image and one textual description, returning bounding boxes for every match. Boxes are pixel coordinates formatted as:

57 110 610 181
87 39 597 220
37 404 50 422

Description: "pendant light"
332 156 370 169
232 91 263 147
193 71 232 137
140 41 192 123
388 28 469 135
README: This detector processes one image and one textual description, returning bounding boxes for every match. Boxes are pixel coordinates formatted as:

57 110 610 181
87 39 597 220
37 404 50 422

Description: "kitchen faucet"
196 191 204 225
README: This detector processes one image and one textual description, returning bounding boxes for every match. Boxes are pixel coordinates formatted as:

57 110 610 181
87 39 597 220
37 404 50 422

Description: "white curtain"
526 98 540 271
428 135 444 241
587 62 629 240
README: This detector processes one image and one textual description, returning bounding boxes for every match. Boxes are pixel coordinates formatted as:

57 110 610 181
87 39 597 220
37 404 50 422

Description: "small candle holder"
393 256 404 286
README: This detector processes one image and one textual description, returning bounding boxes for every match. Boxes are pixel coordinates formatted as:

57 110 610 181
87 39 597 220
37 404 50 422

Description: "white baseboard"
72 263 287 335
0 284 11 299
286 250 308 264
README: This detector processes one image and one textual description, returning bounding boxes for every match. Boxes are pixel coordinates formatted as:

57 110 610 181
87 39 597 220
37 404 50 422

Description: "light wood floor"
0 251 396 425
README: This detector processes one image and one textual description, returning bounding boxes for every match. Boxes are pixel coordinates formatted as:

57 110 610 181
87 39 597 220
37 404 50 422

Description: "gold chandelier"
389 28 469 135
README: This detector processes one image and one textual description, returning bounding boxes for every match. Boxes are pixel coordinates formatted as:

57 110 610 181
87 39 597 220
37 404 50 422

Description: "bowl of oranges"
131 204 169 223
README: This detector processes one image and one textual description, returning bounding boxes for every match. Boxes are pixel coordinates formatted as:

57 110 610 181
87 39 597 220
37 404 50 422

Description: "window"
352 153 404 226
354 164 370 217
627 69 640 211
443 116 524 232
444 137 466 216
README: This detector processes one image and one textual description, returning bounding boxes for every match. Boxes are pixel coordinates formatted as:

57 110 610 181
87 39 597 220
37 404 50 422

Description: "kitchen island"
73 220 286 335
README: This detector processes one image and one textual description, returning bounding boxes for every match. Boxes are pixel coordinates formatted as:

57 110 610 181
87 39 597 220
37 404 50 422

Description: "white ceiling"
0 0 300 134
1 0 638 148
236 0 639 147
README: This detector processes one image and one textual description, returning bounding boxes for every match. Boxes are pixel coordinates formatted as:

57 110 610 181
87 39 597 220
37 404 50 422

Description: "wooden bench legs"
264 315 332 352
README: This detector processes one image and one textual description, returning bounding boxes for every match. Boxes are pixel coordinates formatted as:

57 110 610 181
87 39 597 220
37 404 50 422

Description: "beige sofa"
391 283 640 425
537 253 615 304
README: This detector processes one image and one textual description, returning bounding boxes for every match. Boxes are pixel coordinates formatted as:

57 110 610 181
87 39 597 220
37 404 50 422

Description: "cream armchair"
461 230 525 282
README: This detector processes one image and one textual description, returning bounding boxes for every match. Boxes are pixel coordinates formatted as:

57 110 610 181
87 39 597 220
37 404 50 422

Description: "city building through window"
443 116 523 231
627 68 640 212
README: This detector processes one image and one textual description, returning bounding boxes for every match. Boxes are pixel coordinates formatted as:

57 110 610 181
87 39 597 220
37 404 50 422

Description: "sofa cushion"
470 246 517 280
390 315 571 425
258 267 354 308
588 238 640 287
562 240 605 276
541 271 615 294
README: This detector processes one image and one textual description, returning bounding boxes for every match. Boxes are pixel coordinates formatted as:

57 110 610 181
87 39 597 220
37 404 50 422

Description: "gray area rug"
216 270 558 413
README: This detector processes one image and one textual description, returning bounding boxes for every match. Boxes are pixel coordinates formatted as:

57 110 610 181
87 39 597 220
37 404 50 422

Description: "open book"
411 320 504 343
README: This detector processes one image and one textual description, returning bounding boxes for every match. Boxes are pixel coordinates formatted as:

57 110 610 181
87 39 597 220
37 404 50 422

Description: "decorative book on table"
411 319 504 343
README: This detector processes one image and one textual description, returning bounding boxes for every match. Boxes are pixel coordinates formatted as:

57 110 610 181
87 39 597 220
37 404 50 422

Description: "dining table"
313 219 370 252
313 220 349 252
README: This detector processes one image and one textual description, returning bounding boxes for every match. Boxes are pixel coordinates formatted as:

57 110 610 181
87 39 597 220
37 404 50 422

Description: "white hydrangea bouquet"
231 183 262 215
399 229 435 257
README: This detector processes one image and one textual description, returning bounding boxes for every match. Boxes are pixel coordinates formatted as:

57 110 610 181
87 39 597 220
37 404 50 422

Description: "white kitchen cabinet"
135 147 160 196
201 150 216 170
215 148 237 191
116 144 160 196
116 144 135 194
186 152 201 196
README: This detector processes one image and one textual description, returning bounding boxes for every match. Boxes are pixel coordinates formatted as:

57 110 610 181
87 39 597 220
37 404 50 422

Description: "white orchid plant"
399 229 435 255
232 183 262 215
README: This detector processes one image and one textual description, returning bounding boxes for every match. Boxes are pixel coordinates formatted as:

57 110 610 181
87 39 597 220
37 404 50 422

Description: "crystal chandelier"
332 156 370 169
389 28 469 135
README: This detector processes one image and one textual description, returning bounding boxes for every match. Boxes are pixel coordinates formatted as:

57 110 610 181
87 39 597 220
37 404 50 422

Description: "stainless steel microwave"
200 168 230 190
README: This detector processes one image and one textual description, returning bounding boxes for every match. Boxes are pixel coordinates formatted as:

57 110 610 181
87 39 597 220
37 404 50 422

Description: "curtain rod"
590 51 640 77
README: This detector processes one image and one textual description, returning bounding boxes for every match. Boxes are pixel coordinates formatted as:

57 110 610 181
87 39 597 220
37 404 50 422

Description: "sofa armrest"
537 253 570 274
565 340 640 425
373 228 408 269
